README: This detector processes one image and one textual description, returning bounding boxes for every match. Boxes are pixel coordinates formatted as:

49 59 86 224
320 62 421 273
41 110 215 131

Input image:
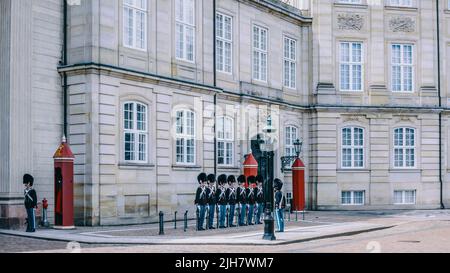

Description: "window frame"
285 125 299 166
391 43 414 93
216 116 234 166
341 191 365 206
175 0 196 63
393 127 416 168
339 41 364 92
175 109 196 165
283 36 297 89
394 190 416 205
388 0 413 8
341 126 365 169
216 12 233 74
252 24 268 83
123 101 149 164
123 0 148 51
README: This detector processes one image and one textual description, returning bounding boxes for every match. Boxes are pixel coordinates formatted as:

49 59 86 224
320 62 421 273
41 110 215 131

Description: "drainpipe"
62 0 68 137
437 0 445 209
213 0 217 179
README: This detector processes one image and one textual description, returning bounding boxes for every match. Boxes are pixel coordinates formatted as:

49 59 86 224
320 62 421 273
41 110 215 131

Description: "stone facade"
1 0 450 228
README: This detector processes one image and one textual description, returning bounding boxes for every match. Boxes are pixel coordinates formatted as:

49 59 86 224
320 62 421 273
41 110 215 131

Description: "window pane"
125 133 135 161
124 103 134 129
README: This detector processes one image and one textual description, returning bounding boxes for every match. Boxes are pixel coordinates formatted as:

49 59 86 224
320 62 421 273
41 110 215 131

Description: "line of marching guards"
194 173 286 232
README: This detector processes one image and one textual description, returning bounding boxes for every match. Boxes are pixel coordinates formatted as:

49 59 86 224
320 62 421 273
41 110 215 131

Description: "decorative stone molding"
389 16 415 33
341 115 366 123
337 13 364 31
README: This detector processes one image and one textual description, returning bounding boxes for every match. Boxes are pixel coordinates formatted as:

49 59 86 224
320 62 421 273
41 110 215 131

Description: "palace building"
1 0 450 228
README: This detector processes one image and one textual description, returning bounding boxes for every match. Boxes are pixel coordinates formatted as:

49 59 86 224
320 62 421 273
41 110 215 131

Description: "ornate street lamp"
280 138 303 173
261 115 276 241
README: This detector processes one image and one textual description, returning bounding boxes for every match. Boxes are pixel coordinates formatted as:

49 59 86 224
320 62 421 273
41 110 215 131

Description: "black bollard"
174 211 177 229
196 207 200 231
288 209 291 222
303 210 305 221
159 211 164 235
295 211 298 222
184 210 188 232
216 206 219 229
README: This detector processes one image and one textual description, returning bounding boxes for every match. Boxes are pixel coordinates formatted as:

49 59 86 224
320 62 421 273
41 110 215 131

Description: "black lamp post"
261 115 276 241
280 138 303 173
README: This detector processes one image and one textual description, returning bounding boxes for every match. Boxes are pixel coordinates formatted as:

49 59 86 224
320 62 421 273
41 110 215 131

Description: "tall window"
340 42 363 91
124 102 148 163
394 128 415 168
285 126 298 165
217 117 234 166
176 109 196 164
175 0 195 62
342 127 364 168
284 37 297 89
392 44 413 92
123 0 147 50
216 13 232 73
389 0 412 7
394 190 416 204
252 25 268 82
341 191 365 205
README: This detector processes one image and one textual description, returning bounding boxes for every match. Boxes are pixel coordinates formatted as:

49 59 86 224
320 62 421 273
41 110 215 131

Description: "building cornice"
242 0 312 24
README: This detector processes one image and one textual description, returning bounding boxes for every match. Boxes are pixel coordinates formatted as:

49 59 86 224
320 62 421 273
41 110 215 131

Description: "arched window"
217 117 234 166
176 109 196 164
123 101 148 163
342 127 364 168
394 127 415 168
285 126 298 165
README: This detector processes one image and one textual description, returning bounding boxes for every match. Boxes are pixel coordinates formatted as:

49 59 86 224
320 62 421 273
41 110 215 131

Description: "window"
217 117 234 166
253 25 268 82
338 0 362 3
176 109 196 164
342 127 364 168
341 191 365 205
123 0 147 50
394 128 415 168
394 190 416 204
175 0 195 62
389 0 412 7
284 36 297 89
123 102 148 163
392 44 413 92
339 42 363 91
216 13 232 73
285 126 299 166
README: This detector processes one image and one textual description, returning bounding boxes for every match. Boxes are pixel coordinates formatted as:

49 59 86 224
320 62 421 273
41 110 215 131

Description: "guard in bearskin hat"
236 175 247 226
195 173 208 230
216 174 228 228
246 176 257 225
255 175 264 224
274 178 285 232
226 175 237 227
206 174 217 229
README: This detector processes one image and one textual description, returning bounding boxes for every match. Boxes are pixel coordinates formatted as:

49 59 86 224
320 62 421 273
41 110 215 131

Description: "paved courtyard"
2 210 450 253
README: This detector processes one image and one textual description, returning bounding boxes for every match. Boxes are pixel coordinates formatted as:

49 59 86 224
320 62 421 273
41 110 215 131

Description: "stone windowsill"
389 168 421 173
384 6 418 12
172 165 202 171
333 3 368 9
337 169 370 173
118 163 155 170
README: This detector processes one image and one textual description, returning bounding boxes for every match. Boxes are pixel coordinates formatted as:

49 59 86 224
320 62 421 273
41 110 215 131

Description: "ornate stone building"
1 0 450 228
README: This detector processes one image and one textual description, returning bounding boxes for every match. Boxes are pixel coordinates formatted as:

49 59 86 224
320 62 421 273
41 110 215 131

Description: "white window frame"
123 0 147 51
393 127 416 168
175 109 196 165
341 191 365 205
394 190 416 205
388 0 413 7
216 12 233 74
252 24 268 82
339 41 363 92
123 101 148 163
285 125 299 166
391 44 414 92
175 0 196 62
283 36 297 89
217 116 234 166
341 127 365 169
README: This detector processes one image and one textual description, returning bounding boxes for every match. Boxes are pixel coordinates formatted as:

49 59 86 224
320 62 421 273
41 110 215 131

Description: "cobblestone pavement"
5 210 450 253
